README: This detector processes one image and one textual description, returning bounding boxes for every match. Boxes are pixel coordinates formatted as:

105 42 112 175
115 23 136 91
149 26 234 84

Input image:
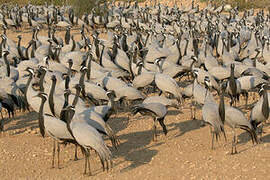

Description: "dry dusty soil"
1 95 270 180
1 1 270 179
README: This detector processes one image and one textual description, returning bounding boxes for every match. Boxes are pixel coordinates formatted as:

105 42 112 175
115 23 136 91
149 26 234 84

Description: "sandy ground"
1 1 270 179
1 92 270 180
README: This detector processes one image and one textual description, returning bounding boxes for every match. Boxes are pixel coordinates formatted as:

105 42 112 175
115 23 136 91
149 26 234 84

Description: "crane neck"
176 38 182 65
218 89 225 124
25 42 32 60
65 29 70 45
230 66 235 79
55 47 61 63
24 72 33 108
17 38 24 60
262 89 269 119
184 38 189 56
0 39 3 58
71 37 76 52
129 52 135 80
99 45 105 67
49 79 56 116
138 63 143 75
2 38 7 49
111 43 118 61
79 70 86 98
108 96 116 111
30 40 36 58
63 93 70 109
3 54 10 77
48 42 54 59
38 97 46 138
65 76 70 90
39 71 46 92
94 38 100 60
60 92 70 121
65 108 76 139
72 87 81 107
86 54 92 81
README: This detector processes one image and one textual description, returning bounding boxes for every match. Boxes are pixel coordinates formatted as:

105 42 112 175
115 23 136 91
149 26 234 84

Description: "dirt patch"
1 94 270 179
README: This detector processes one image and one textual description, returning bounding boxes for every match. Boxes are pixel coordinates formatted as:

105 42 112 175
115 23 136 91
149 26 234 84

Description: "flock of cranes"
0 0 270 175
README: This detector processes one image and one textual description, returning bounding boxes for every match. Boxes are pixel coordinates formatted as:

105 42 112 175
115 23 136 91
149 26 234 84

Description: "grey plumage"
250 84 270 140
202 77 226 149
66 106 112 175
132 102 168 141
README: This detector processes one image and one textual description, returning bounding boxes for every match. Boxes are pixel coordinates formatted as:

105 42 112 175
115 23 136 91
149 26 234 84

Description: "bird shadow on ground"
108 115 130 134
169 119 203 138
110 116 164 172
3 111 39 134
116 131 162 173
238 131 270 145
167 109 183 116
261 134 270 143
237 131 254 145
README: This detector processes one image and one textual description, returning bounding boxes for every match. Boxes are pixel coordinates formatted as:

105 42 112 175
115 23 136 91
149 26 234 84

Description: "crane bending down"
131 102 168 141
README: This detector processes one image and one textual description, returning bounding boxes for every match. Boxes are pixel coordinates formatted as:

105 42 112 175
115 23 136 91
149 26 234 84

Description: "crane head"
192 69 199 78
106 90 116 99
80 66 87 73
64 89 71 96
230 63 235 69
255 47 262 53
204 76 211 88
191 55 197 62
3 50 9 56
25 67 34 75
73 84 81 91
136 61 144 67
51 75 57 81
67 59 73 66
258 83 270 96
38 65 48 73
154 58 162 66
33 92 48 101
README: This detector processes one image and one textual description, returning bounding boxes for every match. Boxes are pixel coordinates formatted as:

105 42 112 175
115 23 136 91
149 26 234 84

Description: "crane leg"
99 156 105 172
190 102 193 120
209 126 214 150
109 159 113 170
0 112 3 133
244 92 248 108
105 158 109 172
57 142 61 169
74 144 79 161
211 132 215 150
51 140 56 168
193 106 196 120
86 149 91 176
152 119 157 141
231 129 237 154
229 95 233 106
222 130 227 142
158 117 167 136
259 124 264 142
83 149 87 175
234 131 238 154
216 133 219 142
